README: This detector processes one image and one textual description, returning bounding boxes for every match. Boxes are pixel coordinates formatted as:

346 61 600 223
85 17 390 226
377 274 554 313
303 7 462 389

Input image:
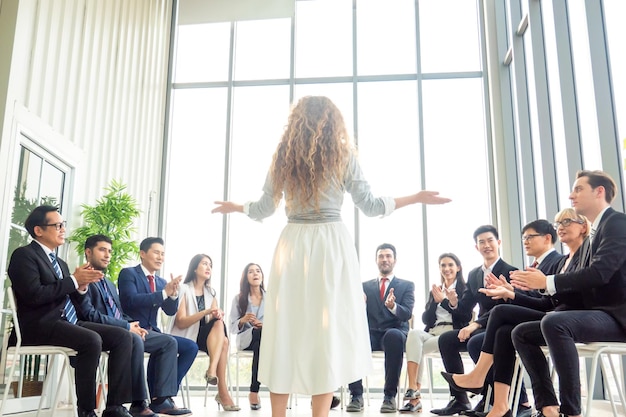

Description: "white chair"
0 287 78 417
230 350 254 407
364 350 406 408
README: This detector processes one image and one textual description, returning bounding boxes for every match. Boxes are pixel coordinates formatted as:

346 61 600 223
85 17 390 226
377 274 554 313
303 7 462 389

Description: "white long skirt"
258 222 373 395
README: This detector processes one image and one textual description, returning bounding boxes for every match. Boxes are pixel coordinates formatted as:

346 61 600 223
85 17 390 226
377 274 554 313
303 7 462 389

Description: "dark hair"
184 254 216 296
376 243 397 259
140 237 164 252
437 252 467 294
473 225 499 242
237 263 265 316
522 219 557 244
84 234 112 250
577 170 617 203
24 205 59 238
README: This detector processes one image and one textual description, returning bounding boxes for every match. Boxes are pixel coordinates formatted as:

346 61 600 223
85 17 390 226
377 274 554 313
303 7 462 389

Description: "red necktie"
531 261 538 268
380 277 388 300
147 275 155 293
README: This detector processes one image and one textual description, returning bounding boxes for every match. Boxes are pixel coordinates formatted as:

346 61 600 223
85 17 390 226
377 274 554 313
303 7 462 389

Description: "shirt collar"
34 240 54 257
140 264 154 277
534 248 555 265
482 258 500 273
591 206 611 234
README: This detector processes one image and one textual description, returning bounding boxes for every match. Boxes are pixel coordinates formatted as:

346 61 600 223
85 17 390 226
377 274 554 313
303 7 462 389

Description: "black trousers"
244 328 262 392
512 310 626 416
349 328 406 398
47 320 132 411
438 327 485 403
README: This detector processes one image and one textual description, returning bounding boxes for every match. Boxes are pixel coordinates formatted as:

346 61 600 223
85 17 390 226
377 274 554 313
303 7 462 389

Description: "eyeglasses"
40 221 67 231
552 218 584 229
521 234 543 242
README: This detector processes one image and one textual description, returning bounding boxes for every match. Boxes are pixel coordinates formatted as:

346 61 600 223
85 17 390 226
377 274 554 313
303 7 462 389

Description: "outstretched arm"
394 191 451 210
212 201 243 214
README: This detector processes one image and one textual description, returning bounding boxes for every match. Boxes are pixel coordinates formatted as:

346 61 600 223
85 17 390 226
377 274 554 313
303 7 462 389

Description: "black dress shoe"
78 409 98 417
346 395 364 412
399 400 423 413
441 372 484 395
516 404 532 417
102 405 133 417
380 397 397 413
473 397 487 412
431 398 472 415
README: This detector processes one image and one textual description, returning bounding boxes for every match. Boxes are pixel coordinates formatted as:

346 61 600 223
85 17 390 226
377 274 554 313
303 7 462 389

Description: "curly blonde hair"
270 96 354 211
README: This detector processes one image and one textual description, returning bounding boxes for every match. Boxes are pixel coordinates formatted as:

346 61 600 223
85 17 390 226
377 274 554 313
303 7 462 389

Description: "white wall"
0 0 173 270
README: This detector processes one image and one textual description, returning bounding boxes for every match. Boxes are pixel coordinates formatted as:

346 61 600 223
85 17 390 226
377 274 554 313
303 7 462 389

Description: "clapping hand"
432 285 445 303
385 288 396 309
445 287 458 306
165 274 182 297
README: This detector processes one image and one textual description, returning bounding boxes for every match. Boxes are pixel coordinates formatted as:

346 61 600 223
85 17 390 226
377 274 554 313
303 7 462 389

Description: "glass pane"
175 23 231 83
357 80 424 301
542 0 572 211
356 0 416 76
164 88 229 297
569 0 602 169
14 147 43 225
295 0 353 78
422 78 490 274
234 18 291 81
604 0 626 170
419 0 482 73
226 85 290 307
40 161 64 208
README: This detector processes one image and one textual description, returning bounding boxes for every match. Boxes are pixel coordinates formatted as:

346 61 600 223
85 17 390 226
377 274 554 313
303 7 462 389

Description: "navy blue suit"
349 276 415 398
73 278 180 399
118 265 198 388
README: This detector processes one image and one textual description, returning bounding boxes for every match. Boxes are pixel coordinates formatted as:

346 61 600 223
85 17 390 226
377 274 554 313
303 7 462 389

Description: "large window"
165 0 489 386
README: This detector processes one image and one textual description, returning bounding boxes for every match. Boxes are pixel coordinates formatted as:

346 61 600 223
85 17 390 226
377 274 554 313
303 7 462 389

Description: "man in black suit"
73 235 191 416
511 170 626 417
7 205 133 417
346 243 415 413
432 225 517 416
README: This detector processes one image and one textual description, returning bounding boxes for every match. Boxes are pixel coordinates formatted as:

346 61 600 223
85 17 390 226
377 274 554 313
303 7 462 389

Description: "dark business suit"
471 251 568 401
7 241 132 411
73 278 179 399
118 265 198 388
349 276 415 398
438 258 517 402
513 208 626 416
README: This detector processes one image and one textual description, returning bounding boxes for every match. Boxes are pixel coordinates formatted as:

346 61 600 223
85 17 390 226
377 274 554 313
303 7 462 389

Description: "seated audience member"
346 243 415 413
168 254 240 411
431 225 517 416
229 263 266 410
400 253 470 413
511 170 626 417
7 205 133 417
442 212 584 417
118 237 199 411
74 234 191 416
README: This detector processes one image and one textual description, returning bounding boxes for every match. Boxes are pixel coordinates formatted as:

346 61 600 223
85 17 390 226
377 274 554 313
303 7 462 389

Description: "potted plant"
67 179 141 284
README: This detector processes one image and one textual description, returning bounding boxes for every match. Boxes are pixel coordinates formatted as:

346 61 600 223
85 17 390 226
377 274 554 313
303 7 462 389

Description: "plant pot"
10 379 43 397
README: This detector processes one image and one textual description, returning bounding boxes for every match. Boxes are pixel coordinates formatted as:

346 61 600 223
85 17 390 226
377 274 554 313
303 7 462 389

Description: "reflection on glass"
165 88 228 295
175 23 231 83
419 0 482 73
422 78 490 276
295 0 353 78
568 0 601 168
234 19 291 81
357 0 416 75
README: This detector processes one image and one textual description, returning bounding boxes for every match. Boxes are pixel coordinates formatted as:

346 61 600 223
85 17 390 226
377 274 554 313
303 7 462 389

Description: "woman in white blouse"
229 263 265 410
168 254 239 411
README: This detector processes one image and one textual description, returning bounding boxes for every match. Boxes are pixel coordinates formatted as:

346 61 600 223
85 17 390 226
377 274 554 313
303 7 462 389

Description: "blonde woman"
212 96 450 417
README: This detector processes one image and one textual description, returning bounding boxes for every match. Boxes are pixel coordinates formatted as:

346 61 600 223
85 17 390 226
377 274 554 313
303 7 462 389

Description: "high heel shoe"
248 393 261 410
204 370 218 386
215 394 241 411
441 371 484 394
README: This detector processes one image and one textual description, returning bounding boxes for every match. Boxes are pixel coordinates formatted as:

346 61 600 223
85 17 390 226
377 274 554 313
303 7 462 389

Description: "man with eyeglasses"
521 219 565 274
511 170 626 417
7 205 135 417
432 225 518 416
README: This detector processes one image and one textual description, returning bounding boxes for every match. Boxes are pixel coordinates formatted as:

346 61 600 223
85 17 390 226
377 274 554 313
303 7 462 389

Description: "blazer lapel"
31 242 59 279
135 265 151 293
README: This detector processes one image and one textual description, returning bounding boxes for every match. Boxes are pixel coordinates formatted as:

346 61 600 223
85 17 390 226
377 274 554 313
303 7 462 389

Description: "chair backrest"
5 287 23 350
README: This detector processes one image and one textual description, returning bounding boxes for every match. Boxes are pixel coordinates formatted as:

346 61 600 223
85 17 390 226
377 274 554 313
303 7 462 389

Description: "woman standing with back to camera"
212 96 451 417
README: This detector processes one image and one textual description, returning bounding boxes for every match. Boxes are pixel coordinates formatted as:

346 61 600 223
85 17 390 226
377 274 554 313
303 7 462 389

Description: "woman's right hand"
239 313 257 327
